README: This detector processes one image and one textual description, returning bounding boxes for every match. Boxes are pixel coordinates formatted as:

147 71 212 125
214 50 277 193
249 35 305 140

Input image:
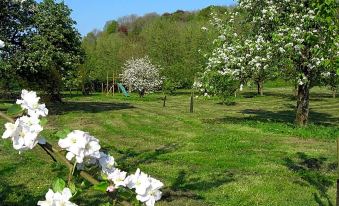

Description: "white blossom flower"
108 169 127 188
125 168 151 195
99 152 115 174
37 188 77 206
192 81 202 89
106 185 115 193
2 116 43 152
13 0 26 3
16 90 48 118
12 116 43 151
2 121 19 139
58 130 101 164
218 35 226 41
0 40 5 48
136 177 164 206
125 169 163 206
201 26 208 31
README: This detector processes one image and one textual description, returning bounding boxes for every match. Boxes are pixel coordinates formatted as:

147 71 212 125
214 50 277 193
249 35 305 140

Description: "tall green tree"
0 0 35 90
19 0 83 101
141 18 214 88
104 20 119 34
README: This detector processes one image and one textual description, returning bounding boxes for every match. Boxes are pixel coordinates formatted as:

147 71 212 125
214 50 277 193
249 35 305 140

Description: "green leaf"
99 203 111 206
52 178 66 193
80 181 86 188
68 181 77 194
92 181 109 193
100 172 108 181
40 118 48 126
55 129 71 139
7 104 23 116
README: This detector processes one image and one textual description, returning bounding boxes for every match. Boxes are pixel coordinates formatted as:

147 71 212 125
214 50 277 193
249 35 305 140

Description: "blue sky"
38 0 235 36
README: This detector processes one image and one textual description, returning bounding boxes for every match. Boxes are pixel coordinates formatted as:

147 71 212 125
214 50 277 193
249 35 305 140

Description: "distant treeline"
80 6 230 90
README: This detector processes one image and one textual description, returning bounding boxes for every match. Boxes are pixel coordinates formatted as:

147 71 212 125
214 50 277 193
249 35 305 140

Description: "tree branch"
0 111 100 185
0 111 15 123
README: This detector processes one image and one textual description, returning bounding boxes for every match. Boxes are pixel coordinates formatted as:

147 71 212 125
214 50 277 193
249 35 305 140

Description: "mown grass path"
0 87 338 205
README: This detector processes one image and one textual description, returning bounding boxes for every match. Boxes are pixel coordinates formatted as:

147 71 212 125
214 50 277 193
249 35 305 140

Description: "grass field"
0 86 338 206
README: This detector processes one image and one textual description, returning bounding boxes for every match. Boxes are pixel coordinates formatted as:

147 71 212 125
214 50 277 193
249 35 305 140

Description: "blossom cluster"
38 188 76 206
58 130 101 164
58 131 164 206
126 169 164 206
2 90 48 152
2 90 164 206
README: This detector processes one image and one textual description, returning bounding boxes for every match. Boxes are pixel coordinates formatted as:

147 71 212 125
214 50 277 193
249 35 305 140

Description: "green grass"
0 86 338 206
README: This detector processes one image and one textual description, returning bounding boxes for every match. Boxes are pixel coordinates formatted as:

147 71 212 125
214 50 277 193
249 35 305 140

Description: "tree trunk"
50 91 62 102
139 89 145 98
295 83 310 126
294 84 298 97
257 81 264 96
128 83 132 93
333 89 337 98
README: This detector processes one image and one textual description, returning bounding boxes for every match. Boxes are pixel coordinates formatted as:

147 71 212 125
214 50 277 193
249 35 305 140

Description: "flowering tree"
205 9 278 96
1 90 164 206
121 56 163 97
268 0 338 125
206 0 338 125
194 70 239 103
323 71 338 98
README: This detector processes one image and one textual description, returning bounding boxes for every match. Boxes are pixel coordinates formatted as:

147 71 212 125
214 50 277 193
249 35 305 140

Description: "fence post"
112 73 115 96
106 72 109 94
163 95 166 107
190 92 194 113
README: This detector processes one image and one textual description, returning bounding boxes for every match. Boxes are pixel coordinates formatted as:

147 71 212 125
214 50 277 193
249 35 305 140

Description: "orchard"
0 0 338 205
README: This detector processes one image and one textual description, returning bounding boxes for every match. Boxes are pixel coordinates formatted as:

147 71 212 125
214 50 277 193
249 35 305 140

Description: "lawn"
0 86 338 206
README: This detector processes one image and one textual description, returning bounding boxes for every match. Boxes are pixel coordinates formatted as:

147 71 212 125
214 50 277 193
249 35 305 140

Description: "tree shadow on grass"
283 152 335 206
103 144 230 203
241 91 295 100
0 99 15 104
241 91 333 101
162 169 235 203
105 143 179 172
47 101 135 115
61 93 86 98
171 169 235 191
0 165 41 206
72 190 111 206
240 109 338 126
0 181 40 206
204 109 338 126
